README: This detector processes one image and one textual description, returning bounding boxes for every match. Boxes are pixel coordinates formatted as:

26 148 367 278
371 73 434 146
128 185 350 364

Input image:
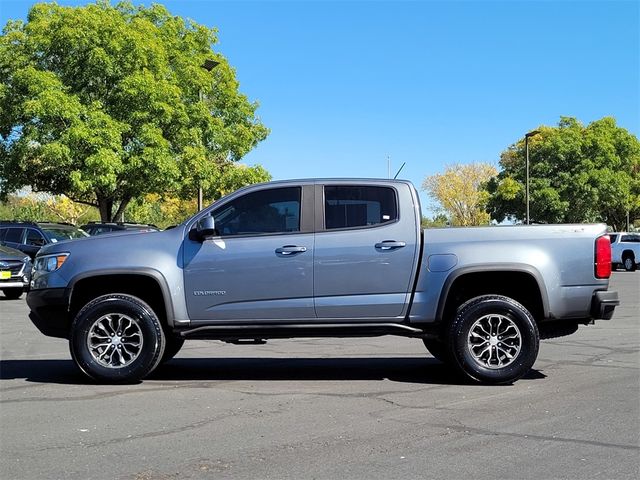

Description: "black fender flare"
67 267 176 327
435 263 551 322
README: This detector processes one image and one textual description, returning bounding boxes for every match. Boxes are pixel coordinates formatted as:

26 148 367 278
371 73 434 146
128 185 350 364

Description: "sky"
1 0 638 214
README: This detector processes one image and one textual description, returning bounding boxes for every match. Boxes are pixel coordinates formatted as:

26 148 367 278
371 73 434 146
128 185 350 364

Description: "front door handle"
375 241 406 250
275 245 307 255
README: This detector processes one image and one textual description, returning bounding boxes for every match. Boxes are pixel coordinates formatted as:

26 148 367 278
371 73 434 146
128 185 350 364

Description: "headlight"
34 253 69 272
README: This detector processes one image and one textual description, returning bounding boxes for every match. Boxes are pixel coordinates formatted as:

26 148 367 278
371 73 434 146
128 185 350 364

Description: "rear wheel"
70 294 165 383
623 254 636 272
448 295 539 384
2 288 23 300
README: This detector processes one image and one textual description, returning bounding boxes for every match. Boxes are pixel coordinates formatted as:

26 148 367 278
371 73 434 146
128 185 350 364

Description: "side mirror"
195 215 216 241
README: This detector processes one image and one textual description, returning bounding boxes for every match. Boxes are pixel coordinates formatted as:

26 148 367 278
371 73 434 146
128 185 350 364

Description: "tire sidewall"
70 294 165 383
623 256 636 271
422 338 450 364
449 296 539 384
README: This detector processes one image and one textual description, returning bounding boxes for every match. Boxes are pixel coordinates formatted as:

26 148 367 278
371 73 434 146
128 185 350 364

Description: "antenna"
393 162 406 179
387 155 391 179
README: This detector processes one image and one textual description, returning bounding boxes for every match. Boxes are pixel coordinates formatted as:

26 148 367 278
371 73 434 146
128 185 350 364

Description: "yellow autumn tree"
422 163 497 226
46 195 92 225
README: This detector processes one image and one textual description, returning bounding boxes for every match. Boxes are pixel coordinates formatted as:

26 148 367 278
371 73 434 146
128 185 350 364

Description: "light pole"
197 58 220 211
524 130 540 224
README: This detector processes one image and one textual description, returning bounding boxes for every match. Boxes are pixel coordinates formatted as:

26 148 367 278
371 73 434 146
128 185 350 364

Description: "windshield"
42 227 89 242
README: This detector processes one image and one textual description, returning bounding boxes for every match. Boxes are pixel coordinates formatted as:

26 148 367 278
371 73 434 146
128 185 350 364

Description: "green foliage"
0 196 49 221
421 214 450 228
123 194 179 229
487 117 640 229
0 194 99 224
178 162 271 204
126 163 271 228
0 1 269 221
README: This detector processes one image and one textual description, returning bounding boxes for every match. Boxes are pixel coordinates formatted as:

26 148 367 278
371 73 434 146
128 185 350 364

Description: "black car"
0 244 32 299
0 221 89 259
80 222 159 236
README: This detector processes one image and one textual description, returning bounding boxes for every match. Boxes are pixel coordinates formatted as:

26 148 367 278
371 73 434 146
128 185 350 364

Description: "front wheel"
422 338 451 364
69 294 165 383
160 335 185 364
448 295 539 384
2 288 23 300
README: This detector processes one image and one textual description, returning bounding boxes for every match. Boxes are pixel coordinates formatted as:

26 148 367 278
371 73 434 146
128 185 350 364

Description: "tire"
160 335 185 364
623 254 636 272
448 295 539 384
422 338 451 364
69 294 165 383
2 288 23 300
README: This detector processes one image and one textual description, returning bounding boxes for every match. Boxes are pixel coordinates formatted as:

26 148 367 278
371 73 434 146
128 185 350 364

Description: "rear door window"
621 235 640 243
324 186 398 230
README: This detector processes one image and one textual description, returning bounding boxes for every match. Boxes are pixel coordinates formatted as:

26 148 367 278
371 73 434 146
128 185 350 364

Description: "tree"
125 163 271 228
0 1 269 221
487 117 640 229
0 192 98 224
422 163 497 226
46 195 92 225
421 213 449 228
177 162 271 206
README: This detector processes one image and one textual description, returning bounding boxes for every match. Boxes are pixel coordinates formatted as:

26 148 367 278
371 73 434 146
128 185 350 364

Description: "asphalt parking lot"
1 273 638 480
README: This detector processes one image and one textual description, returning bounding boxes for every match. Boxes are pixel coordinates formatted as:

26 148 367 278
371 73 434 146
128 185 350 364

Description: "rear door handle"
375 241 406 250
275 245 307 255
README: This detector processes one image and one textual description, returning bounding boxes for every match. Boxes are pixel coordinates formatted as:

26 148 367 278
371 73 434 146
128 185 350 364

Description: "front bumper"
0 281 28 289
591 290 619 320
26 288 71 339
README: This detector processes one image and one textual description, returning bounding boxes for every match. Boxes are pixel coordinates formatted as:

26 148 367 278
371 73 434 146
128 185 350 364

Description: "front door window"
214 187 301 236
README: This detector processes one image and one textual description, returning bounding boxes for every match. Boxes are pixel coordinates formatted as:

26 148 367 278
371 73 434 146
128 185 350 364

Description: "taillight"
595 235 612 279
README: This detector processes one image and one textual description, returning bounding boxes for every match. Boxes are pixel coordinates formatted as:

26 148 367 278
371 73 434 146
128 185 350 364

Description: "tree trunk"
97 196 114 222
96 195 131 222
112 197 131 223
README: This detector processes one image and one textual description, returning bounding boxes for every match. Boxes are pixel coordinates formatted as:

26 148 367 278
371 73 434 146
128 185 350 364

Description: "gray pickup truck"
27 179 619 384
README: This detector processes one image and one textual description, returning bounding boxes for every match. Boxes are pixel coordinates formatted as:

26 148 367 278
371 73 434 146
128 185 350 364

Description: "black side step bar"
177 322 426 341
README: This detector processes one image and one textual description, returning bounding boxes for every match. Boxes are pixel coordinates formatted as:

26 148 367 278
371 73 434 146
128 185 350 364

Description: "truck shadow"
0 357 546 385
0 359 87 385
